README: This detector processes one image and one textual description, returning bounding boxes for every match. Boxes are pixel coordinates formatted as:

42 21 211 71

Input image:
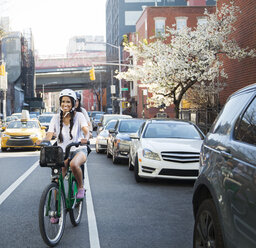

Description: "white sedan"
129 119 205 182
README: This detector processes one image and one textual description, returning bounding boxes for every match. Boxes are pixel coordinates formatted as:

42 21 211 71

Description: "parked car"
90 111 105 119
11 112 22 119
106 118 146 164
192 84 256 248
3 115 19 127
95 119 117 153
97 114 132 135
129 119 205 182
38 113 55 131
92 113 104 130
1 110 46 151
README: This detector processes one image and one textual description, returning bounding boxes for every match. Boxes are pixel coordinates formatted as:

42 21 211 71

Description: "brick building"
217 0 256 105
126 0 215 118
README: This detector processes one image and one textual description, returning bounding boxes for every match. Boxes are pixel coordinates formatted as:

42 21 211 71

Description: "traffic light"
0 64 5 76
89 67 95 81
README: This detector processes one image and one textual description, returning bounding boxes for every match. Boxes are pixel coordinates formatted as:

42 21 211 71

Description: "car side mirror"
130 133 139 139
1 126 6 131
109 128 116 134
41 126 47 130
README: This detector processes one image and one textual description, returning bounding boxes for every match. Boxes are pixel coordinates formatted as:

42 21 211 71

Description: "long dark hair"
75 92 82 112
58 96 75 143
76 98 82 112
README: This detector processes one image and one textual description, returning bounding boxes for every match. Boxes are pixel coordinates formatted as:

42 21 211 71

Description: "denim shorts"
69 147 88 160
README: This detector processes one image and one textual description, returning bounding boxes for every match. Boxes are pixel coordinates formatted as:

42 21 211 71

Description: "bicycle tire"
69 179 84 226
39 182 66 247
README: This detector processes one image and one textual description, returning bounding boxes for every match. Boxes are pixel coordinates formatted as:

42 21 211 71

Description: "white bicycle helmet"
59 89 77 111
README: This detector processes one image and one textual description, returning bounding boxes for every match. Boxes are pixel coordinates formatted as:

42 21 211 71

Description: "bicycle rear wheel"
39 182 66 247
69 179 84 226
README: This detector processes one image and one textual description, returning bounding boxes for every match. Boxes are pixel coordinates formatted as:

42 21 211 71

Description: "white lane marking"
0 160 38 205
84 165 101 248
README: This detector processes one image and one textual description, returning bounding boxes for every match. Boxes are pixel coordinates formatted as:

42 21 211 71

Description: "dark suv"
192 84 256 248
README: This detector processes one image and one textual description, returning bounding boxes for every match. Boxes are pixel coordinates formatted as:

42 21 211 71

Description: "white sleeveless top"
48 112 88 152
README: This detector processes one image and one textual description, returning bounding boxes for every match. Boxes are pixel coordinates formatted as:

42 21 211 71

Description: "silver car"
95 119 117 153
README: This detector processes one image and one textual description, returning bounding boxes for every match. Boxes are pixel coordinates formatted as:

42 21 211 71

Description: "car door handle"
220 150 233 159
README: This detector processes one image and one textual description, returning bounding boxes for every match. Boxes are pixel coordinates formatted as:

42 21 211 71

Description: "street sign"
122 88 128 91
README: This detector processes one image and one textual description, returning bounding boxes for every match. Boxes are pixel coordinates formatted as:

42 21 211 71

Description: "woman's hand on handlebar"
35 140 42 146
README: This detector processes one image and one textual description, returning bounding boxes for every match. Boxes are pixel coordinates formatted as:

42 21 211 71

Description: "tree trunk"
174 104 179 119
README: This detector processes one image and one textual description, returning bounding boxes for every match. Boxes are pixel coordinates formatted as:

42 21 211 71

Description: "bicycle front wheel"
69 179 84 226
39 182 66 247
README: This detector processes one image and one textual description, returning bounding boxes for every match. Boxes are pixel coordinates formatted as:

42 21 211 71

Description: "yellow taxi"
1 110 46 151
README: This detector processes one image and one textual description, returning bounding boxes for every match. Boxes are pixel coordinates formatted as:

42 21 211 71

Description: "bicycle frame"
46 165 80 218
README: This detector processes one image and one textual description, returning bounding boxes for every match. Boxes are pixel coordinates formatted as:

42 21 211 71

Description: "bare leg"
70 152 86 189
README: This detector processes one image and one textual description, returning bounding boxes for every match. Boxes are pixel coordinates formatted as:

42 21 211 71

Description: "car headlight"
143 148 160 161
30 133 39 138
2 133 10 138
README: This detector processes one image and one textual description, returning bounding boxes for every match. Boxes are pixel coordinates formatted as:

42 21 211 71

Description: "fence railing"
180 107 221 134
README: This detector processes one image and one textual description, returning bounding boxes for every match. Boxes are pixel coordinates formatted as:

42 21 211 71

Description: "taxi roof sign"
21 110 30 121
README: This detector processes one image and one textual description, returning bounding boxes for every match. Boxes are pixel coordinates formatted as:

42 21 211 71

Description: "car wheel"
1 147 7 152
134 155 145 183
112 149 119 164
107 145 111 158
193 199 224 248
128 154 134 171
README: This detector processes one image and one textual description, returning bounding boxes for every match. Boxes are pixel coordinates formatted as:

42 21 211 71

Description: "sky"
1 0 106 55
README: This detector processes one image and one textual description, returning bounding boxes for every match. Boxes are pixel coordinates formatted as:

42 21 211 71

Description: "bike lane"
0 151 92 248
0 151 40 196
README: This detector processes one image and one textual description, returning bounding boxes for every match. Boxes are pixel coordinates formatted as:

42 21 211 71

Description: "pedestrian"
75 92 93 138
36 89 89 202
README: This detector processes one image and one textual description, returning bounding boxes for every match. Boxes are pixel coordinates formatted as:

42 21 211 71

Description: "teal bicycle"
38 141 88 247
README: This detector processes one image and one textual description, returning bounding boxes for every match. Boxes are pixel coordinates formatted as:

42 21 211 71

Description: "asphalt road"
0 142 195 248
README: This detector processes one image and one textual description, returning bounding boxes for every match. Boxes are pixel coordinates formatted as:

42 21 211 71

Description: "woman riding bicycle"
37 89 89 200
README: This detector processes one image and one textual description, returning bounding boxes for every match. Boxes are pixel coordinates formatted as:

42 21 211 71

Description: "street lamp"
105 42 122 115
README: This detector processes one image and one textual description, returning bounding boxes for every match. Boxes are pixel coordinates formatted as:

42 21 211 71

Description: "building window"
154 17 166 37
176 17 188 30
125 11 143 26
197 17 208 26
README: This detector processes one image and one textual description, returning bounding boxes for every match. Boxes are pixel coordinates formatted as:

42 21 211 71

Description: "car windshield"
119 120 144 133
6 116 18 122
105 120 117 130
7 121 39 129
38 115 53 123
94 114 103 120
143 123 203 139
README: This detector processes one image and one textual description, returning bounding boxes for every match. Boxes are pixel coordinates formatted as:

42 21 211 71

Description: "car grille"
159 169 198 177
161 151 200 163
6 136 34 146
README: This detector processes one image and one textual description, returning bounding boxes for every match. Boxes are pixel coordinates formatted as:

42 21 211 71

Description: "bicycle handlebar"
64 140 90 160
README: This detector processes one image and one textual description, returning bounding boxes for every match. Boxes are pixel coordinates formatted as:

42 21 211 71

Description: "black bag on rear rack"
40 146 64 167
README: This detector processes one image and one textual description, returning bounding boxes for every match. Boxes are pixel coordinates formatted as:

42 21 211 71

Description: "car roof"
146 118 193 124
118 118 144 122
103 114 131 117
229 83 256 99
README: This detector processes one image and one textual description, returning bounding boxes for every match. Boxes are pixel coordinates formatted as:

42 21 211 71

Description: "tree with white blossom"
116 1 255 118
